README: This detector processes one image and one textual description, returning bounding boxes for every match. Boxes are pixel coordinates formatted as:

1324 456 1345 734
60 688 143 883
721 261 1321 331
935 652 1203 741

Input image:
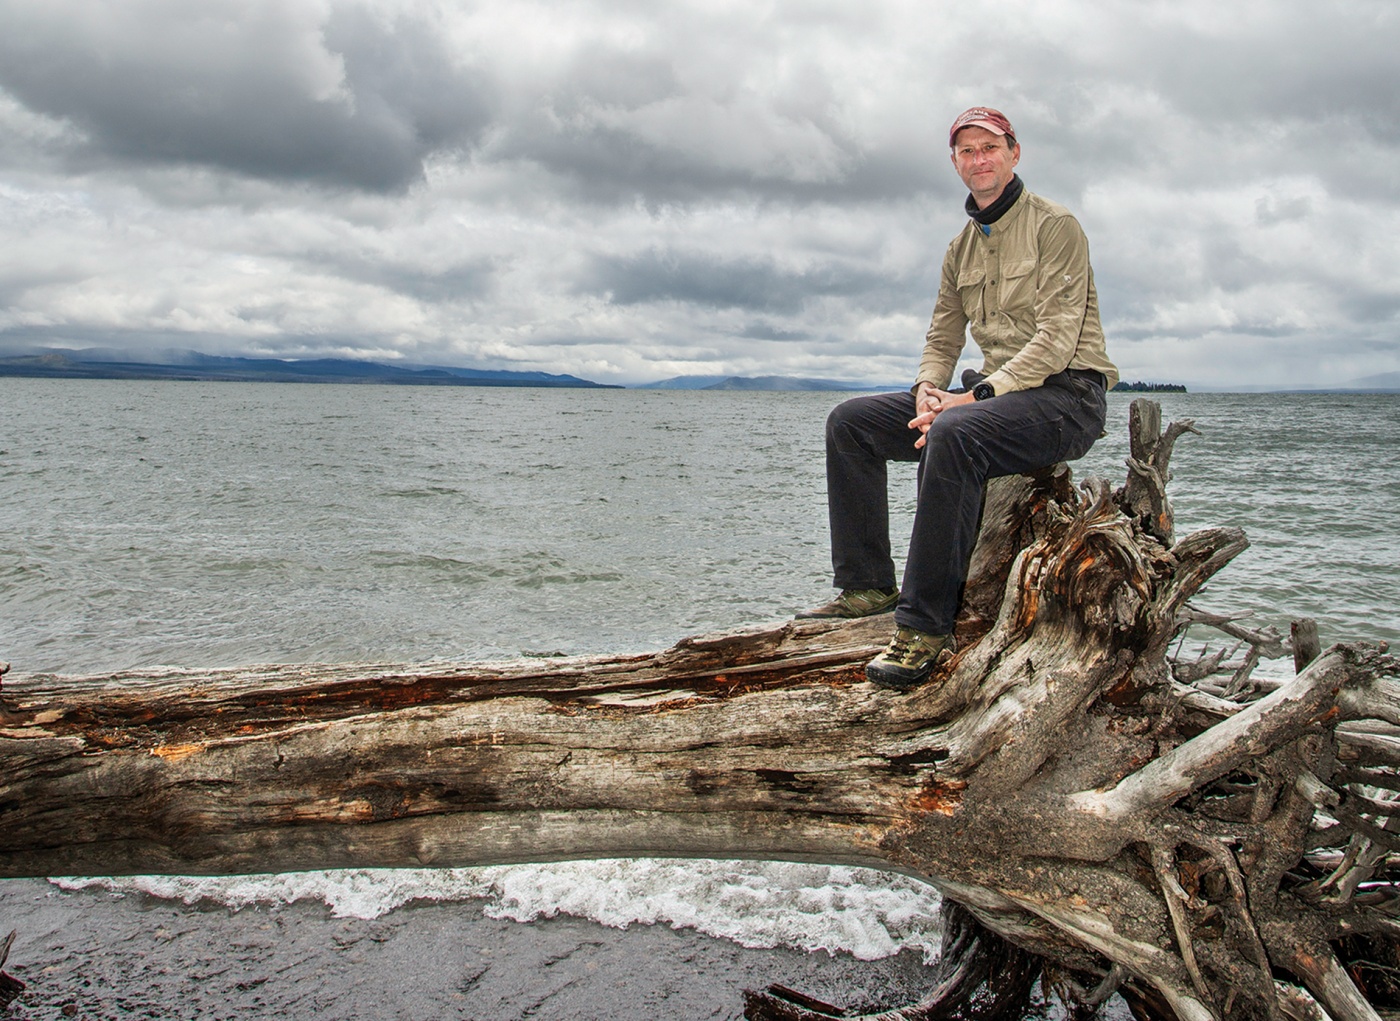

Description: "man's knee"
825 399 858 453
827 393 892 445
825 395 861 433
920 405 983 463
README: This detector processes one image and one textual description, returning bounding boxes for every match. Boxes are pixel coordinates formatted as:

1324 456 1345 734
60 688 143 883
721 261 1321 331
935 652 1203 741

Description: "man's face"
951 126 1021 209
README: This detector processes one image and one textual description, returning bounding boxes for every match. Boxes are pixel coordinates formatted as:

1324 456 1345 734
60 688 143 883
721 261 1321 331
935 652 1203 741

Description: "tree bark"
2 400 1397 1020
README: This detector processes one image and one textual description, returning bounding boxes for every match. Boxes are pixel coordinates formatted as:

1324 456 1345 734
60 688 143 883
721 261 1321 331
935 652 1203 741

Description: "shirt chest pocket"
996 257 1038 313
957 263 987 321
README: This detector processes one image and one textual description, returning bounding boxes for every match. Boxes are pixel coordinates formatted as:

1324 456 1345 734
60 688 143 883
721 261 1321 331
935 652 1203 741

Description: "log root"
0 931 23 1012
744 902 1041 1020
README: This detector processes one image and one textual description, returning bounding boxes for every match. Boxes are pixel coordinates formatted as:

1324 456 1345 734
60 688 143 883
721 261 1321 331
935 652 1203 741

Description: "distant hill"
631 375 733 390
0 352 618 388
1344 371 1400 392
636 374 890 391
705 375 856 391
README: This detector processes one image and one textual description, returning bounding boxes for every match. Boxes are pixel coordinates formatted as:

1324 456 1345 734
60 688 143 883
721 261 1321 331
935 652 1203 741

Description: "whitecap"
53 859 943 963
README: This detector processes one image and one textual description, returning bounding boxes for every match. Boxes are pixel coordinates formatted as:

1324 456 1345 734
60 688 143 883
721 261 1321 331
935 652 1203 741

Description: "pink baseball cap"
948 107 1016 147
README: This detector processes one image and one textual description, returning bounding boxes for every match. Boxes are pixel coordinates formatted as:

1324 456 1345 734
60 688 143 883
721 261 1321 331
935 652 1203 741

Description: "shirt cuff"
982 369 1019 395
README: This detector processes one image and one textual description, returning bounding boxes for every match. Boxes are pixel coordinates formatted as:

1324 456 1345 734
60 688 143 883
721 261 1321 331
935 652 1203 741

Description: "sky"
0 0 1396 389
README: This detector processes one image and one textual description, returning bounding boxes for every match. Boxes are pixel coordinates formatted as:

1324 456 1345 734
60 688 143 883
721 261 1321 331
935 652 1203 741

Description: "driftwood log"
0 931 22 1012
3 400 1398 1020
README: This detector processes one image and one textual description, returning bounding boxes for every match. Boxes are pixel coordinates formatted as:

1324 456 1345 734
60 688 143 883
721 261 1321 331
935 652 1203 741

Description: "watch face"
973 382 994 401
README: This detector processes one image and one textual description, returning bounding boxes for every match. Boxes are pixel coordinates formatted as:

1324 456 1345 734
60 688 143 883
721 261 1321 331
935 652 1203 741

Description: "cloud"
583 249 892 315
0 0 493 191
0 0 1396 388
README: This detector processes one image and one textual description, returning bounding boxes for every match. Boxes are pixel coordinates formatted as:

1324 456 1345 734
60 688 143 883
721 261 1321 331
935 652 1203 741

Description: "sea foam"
53 860 943 963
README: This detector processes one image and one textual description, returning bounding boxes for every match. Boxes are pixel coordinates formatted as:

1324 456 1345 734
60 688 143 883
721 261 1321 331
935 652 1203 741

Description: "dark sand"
0 878 952 1020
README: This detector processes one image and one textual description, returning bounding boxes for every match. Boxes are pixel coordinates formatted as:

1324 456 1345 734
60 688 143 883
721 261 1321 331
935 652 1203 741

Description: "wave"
54 859 944 963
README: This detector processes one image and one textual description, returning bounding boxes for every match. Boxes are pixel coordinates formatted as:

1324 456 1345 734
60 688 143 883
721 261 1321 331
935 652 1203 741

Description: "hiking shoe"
796 587 898 619
866 627 953 690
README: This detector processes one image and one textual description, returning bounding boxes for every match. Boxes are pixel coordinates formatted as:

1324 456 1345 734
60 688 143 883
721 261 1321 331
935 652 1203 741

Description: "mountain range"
0 352 894 390
634 374 888 391
0 351 617 388
3 349 1395 392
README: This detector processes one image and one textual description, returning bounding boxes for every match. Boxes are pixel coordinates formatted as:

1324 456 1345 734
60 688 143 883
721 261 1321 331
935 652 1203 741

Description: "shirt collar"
965 174 1024 230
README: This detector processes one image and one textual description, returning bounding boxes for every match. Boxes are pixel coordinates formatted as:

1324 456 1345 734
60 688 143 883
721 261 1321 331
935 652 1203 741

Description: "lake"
2 379 1397 1019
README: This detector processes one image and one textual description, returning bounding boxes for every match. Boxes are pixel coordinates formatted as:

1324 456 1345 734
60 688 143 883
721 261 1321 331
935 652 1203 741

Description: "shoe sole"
794 599 898 620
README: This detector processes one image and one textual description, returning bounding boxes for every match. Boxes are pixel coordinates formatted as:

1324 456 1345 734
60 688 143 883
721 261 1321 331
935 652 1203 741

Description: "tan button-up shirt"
917 189 1118 395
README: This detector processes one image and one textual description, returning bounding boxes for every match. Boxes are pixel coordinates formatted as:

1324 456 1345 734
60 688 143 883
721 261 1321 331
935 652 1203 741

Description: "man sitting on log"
799 106 1119 690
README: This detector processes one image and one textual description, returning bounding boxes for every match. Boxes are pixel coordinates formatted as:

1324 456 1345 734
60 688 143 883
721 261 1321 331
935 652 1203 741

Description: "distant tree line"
1111 380 1187 393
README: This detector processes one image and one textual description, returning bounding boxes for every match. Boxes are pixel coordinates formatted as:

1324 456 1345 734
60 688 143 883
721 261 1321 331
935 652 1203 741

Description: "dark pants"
824 370 1107 635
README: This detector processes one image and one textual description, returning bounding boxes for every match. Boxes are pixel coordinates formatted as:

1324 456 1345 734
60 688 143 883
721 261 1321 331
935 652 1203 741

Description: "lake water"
3 379 1398 1015
6 381 1396 676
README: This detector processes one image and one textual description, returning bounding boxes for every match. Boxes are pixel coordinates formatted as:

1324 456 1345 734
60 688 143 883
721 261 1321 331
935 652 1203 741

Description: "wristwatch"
972 381 996 401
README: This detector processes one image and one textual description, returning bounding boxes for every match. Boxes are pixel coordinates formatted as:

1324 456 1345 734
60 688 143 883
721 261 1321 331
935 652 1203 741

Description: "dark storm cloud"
1156 19 1400 203
991 2 1400 203
740 323 809 342
365 260 498 303
0 1 493 192
494 119 944 206
491 111 871 206
1352 292 1400 324
0 265 81 311
480 27 944 206
293 247 498 303
0 0 936 205
1142 11 1398 131
585 249 902 315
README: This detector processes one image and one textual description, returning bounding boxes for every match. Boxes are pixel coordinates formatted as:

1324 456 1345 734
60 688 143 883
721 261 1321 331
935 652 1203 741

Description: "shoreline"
0 878 941 1021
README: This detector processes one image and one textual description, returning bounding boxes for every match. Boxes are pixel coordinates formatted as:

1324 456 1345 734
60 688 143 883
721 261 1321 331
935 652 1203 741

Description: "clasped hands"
910 382 975 449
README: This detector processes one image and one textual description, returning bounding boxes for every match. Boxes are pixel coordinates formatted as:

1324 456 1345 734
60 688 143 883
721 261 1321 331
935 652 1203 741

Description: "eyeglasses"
954 141 1014 159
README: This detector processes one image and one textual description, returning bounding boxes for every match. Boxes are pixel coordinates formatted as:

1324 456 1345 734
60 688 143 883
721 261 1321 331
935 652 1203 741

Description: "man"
799 107 1118 690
